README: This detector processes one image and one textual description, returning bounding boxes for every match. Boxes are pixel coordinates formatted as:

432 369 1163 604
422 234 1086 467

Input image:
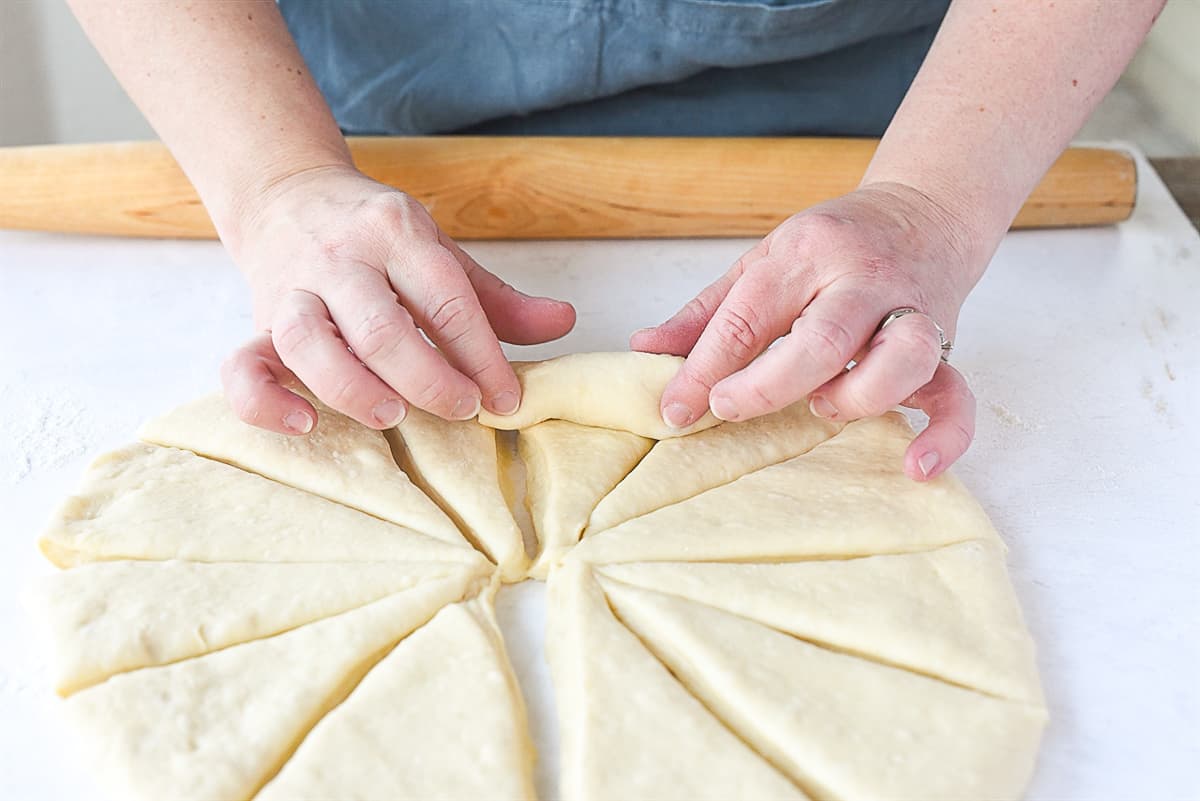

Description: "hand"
632 183 981 481
219 165 575 435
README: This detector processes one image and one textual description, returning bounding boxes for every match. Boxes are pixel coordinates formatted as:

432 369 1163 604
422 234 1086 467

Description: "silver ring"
877 307 953 363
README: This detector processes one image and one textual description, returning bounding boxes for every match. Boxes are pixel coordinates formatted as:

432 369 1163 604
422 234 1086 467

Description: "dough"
586 400 841 534
39 444 485 568
547 561 807 801
596 539 1043 704
600 577 1047 801
572 414 999 565
140 391 467 546
519 420 652 578
64 575 477 801
35 356 1047 800
256 598 535 801
477 352 720 438
28 559 486 697
391 408 528 581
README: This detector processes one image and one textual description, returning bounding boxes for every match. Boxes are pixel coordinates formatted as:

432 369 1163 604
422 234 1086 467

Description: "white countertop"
1 148 1197 801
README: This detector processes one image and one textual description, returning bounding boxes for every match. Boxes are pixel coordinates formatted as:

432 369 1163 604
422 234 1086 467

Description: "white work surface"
1 148 1198 801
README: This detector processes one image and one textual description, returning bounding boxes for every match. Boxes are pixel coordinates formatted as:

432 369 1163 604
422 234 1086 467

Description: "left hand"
632 182 981 481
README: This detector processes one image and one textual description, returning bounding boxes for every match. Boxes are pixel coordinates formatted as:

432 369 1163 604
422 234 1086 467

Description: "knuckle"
773 212 839 258
361 191 415 224
317 237 354 264
323 373 367 412
218 350 247 381
889 326 943 371
795 316 858 368
952 381 977 417
682 295 717 324
272 311 326 357
840 381 889 419
426 294 478 343
356 192 433 243
713 302 764 361
943 419 974 452
350 309 412 364
229 395 261 426
408 373 453 411
740 378 786 414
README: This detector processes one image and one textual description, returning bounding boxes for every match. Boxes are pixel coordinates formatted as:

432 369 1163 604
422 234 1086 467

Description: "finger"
807 312 943 421
902 362 976 481
322 274 482 420
386 245 518 415
708 285 876 422
656 256 807 428
442 235 576 346
220 332 317 435
630 240 766 356
270 289 411 428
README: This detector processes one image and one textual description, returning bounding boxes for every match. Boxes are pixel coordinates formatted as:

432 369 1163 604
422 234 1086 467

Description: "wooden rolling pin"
0 138 1135 240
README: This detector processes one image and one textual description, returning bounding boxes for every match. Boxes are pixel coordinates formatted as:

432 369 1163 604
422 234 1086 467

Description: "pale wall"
0 0 152 146
1126 0 1200 153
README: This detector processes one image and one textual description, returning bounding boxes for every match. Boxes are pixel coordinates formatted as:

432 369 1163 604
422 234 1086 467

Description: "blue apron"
279 0 950 136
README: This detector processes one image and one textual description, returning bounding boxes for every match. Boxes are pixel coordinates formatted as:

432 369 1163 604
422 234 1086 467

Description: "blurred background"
1 0 1197 154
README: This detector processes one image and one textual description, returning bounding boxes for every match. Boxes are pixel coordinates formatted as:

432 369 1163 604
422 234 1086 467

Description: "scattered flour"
2 384 93 484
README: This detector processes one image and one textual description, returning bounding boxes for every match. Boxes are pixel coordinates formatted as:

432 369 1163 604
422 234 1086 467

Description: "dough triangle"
39 444 485 568
63 574 477 801
477 352 720 438
600 577 1046 801
257 597 535 801
390 408 528 581
596 540 1042 704
139 391 467 546
29 559 487 696
547 561 806 801
586 400 840 534
519 420 652 578
573 414 999 565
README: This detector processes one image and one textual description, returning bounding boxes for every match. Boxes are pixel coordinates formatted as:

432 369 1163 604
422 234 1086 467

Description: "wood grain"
0 138 1136 240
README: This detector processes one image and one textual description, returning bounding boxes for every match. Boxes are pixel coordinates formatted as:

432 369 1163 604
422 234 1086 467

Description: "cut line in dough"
546 560 807 801
572 414 999 565
594 540 1043 704
27 559 486 697
63 574 479 801
256 597 536 801
586 399 841 534
520 420 653 578
600 576 1047 801
390 408 528 581
39 444 485 568
139 391 467 547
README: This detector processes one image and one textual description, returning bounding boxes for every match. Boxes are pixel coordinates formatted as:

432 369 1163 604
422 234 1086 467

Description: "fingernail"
663 402 695 429
372 398 406 427
283 410 313 434
710 395 740 421
809 395 838 419
631 326 654 338
918 451 940 478
490 391 519 416
452 395 481 421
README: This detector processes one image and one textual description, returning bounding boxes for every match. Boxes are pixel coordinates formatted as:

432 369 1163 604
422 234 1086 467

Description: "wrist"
217 153 358 257
210 141 356 251
855 176 995 285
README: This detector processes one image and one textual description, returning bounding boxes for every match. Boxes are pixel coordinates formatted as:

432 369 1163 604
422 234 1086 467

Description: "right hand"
218 165 576 435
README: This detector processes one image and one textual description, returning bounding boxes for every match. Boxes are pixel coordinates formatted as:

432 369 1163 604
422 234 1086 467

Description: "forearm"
67 0 351 247
864 0 1164 275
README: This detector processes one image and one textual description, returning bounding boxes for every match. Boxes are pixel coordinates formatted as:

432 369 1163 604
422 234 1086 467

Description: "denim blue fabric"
279 0 950 136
